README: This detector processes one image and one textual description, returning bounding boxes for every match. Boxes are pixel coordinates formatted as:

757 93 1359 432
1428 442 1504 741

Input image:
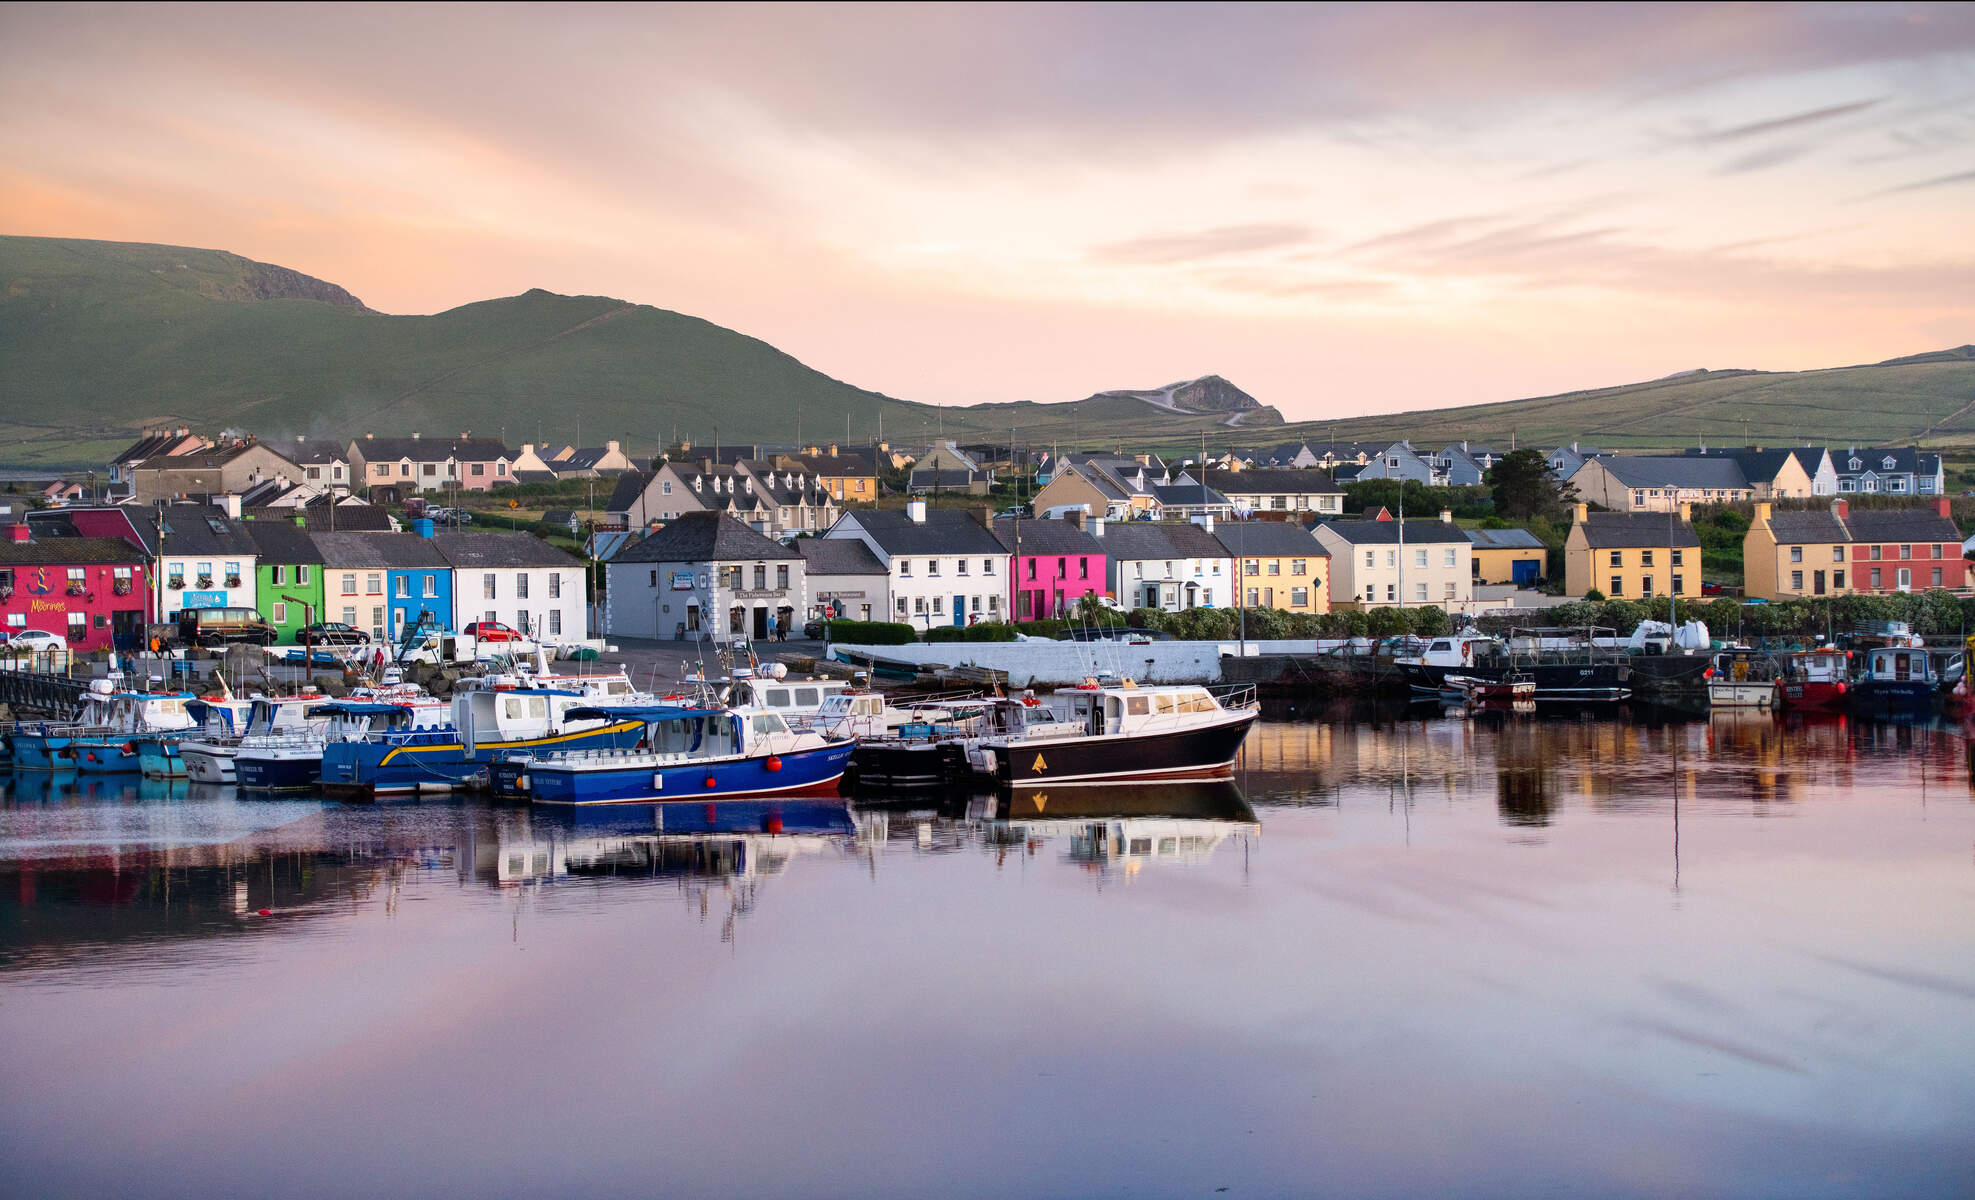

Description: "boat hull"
1775 680 1847 712
8 730 74 771
849 740 970 791
498 740 855 805
1708 682 1773 709
993 711 1258 788
135 737 185 779
1850 680 1935 711
319 721 647 797
234 749 324 793
74 738 141 774
180 741 237 784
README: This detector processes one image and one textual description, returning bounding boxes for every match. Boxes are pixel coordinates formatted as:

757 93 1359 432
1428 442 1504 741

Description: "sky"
2 2 1973 420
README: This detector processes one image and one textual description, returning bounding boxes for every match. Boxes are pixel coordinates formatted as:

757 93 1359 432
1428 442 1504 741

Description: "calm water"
3 713 1974 1199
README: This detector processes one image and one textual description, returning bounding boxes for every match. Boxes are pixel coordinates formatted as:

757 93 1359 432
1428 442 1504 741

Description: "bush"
1583 587 1606 602
923 623 1018 642
817 619 916 645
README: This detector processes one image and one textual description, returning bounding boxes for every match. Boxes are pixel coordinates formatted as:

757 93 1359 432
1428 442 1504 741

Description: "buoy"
765 816 783 834
765 756 782 773
704 775 717 788
256 908 270 916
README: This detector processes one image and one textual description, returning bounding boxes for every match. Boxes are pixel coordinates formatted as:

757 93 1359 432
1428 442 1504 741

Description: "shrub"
816 619 916 645
1583 587 1606 602
923 623 1018 642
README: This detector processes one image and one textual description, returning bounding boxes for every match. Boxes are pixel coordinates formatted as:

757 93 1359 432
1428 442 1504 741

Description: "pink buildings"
994 515 1107 622
0 523 151 652
348 435 514 493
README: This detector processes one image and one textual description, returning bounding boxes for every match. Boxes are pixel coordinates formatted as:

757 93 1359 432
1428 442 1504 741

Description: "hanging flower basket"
167 578 185 590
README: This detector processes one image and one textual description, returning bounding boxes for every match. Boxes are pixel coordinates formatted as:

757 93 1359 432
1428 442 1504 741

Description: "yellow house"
1744 496 1969 599
793 447 877 505
1564 503 1701 599
1217 522 1331 614
1465 527 1549 586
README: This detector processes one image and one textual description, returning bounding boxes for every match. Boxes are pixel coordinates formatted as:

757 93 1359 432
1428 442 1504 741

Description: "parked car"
803 619 827 639
177 607 277 647
462 620 522 643
1701 580 1724 596
1 629 67 657
302 621 371 646
1060 625 1172 642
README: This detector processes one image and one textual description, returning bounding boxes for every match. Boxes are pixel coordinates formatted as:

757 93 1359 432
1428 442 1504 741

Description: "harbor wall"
833 640 1230 685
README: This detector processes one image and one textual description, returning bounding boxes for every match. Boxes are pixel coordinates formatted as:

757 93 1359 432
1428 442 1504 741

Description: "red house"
0 524 151 652
1842 498 1969 593
994 514 1107 621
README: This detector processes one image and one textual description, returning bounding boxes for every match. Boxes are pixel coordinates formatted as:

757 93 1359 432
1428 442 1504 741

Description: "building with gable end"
1744 498 1967 599
604 511 803 642
1313 512 1474 608
823 500 1010 629
348 434 513 494
1562 503 1701 600
1213 521 1329 614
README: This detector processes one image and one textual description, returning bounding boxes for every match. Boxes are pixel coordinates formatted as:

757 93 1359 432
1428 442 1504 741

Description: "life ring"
1021 696 1041 707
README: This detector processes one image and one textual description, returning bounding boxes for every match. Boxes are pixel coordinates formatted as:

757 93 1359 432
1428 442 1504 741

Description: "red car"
463 621 523 642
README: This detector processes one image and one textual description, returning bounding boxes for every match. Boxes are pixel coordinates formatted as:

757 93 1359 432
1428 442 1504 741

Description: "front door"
953 594 965 626
1813 570 1826 595
753 606 769 639
111 609 142 652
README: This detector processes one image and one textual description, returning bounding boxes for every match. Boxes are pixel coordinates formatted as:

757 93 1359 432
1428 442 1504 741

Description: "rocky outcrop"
232 257 372 311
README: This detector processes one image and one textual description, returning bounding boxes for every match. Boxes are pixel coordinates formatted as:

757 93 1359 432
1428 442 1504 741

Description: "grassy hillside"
3 235 1969 470
0 236 1253 468
1257 352 1975 453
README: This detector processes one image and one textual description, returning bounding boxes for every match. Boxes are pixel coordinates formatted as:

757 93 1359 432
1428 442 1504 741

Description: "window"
1834 570 1845 589
927 558 941 577
1364 551 1374 568
1415 582 1428 602
307 467 320 481
422 463 436 476
273 601 287 624
1933 567 1944 587
400 464 410 477
1247 588 1260 606
1609 551 1622 567
1414 549 1427 568
1443 549 1456 568
1080 559 1089 579
913 596 925 614
69 611 87 638
471 463 484 476
497 463 507 476
1870 568 1883 589
1610 576 1623 597
298 565 310 585
1900 544 1911 559
1291 559 1307 576
983 559 996 575
1386 550 1396 568
1898 568 1911 590
1791 570 1803 590
168 565 185 585
661 480 673 495
1789 546 1802 563
393 576 408 598
1832 547 1845 563
548 610 562 635
957 559 969 575
752 565 766 590
272 564 287 585
516 609 530 634
421 574 436 598
1444 581 1457 599
896 596 907 615
1871 545 1883 560
931 596 944 615
1267 561 1280 575
1245 560 1259 576
341 606 357 626
342 573 356 594
1642 575 1655 596
649 570 658 588
1385 584 1395 602
1057 556 1067 577
1670 550 1683 567
366 573 382 594
371 604 385 634
899 560 912 577
1672 574 1684 594
484 573 497 599
516 574 529 600
1291 587 1308 607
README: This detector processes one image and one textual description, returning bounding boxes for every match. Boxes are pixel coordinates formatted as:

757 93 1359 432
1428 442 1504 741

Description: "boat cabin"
455 688 605 747
1781 647 1850 683
1041 684 1230 738
1861 646 1936 686
80 690 196 734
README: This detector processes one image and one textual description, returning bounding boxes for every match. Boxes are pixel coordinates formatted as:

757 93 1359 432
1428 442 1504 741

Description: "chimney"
828 443 838 456
906 498 927 523
218 494 241 520
411 432 421 440
977 505 993 529
9 523 29 543
1935 497 1952 519
1092 517 1106 537
1439 509 1453 524
1678 501 1692 523
1754 501 1773 523
366 432 374 439
1071 510 1088 532
414 518 434 538
700 458 714 474
1192 514 1215 532
606 440 620 454
1573 502 1589 525
1831 498 1849 521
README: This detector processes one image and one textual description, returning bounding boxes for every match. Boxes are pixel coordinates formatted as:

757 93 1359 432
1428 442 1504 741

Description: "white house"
155 502 259 619
434 532 587 643
1197 468 1346 518
822 499 1010 630
1090 519 1233 611
604 511 805 642
798 538 890 624
1313 512 1474 609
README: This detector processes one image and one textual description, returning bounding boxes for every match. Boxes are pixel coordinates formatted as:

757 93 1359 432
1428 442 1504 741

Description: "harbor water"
3 710 1973 1198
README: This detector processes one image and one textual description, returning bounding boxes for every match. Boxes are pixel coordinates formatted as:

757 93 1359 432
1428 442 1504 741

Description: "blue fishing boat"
10 683 197 773
234 695 453 792
1850 644 1938 713
488 703 854 805
318 689 645 798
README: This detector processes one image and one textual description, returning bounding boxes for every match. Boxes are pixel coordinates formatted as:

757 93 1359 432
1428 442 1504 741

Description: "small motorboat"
1706 647 1777 709
1773 647 1851 712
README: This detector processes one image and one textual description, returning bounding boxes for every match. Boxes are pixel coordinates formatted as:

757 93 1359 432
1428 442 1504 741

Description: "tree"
1486 449 1575 522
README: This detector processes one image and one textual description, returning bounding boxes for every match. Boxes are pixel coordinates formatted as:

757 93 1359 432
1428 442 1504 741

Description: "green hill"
0 236 1256 469
2 235 1970 470
1256 353 1975 454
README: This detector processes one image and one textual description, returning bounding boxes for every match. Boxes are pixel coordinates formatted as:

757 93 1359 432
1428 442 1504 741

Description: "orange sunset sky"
3 2 1972 419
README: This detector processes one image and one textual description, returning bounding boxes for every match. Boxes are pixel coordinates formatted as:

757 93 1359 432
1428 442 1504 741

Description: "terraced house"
1217 521 1330 614
1314 513 1470 609
824 501 1010 629
1743 498 1968 599
1091 518 1233 612
349 434 513 494
1563 503 1701 600
617 458 839 535
1197 468 1345 518
1567 456 1757 513
1831 447 1945 496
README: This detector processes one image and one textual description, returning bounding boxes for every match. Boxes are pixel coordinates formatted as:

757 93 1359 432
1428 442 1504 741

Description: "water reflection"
3 718 1974 1197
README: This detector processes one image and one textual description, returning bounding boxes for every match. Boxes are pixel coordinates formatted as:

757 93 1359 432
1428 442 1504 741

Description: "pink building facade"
0 526 152 652
993 516 1107 622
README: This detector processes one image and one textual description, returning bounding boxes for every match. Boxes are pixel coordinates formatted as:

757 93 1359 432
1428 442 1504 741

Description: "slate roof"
609 511 798 564
1151 483 1232 508
798 538 888 576
134 443 282 473
284 439 350 465
908 469 982 489
433 531 582 568
1786 447 1830 477
1201 468 1345 495
1214 522 1329 557
994 516 1104 557
242 504 393 532
1465 527 1547 550
1593 456 1752 489
354 436 510 462
607 469 650 514
1312 518 1474 545
543 510 578 525
514 470 559 485
1094 522 1235 561
1764 505 1961 544
836 508 1006 557
157 509 259 557
242 519 322 564
560 447 618 471
0 536 148 565
1680 447 1798 485
792 452 873 476
311 531 453 568
1576 512 1703 549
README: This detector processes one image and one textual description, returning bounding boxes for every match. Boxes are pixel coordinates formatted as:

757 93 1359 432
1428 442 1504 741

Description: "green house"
244 516 324 644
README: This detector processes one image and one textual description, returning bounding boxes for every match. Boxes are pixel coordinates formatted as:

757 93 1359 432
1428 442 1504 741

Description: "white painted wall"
454 566 586 642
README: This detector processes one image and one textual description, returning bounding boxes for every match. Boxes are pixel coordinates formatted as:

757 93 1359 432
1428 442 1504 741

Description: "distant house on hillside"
348 434 513 493
1349 442 1439 485
1567 455 1757 513
130 441 305 504
109 427 211 498
1831 446 1944 496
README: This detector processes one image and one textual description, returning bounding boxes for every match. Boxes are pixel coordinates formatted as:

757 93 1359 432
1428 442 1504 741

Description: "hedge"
816 619 917 645
923 624 1019 642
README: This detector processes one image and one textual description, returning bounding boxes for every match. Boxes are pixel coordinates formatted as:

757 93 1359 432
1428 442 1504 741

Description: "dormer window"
1882 457 1896 470
1849 458 1861 471
692 477 702 492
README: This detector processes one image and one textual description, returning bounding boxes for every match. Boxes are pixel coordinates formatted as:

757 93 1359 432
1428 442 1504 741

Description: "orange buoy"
257 908 270 916
704 776 717 788
765 816 783 834
765 756 782 773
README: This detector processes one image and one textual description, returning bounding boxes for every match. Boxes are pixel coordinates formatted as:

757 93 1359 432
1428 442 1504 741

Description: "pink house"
994 514 1107 621
0 524 152 652
348 435 514 493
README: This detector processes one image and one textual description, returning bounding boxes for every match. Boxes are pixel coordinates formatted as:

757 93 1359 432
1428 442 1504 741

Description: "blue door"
953 594 965 626
1512 558 1539 586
